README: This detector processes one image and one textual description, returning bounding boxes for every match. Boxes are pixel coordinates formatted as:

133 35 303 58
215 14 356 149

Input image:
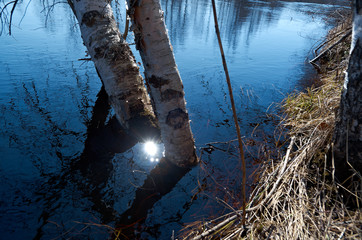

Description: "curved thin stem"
211 0 247 227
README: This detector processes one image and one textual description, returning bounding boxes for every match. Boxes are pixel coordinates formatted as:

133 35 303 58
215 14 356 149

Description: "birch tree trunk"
67 0 156 135
334 0 362 174
127 0 197 167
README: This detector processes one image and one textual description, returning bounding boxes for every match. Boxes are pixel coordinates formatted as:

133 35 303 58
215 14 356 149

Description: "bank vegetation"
183 10 361 240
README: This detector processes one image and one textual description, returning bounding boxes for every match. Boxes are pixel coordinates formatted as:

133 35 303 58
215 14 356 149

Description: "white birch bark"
334 0 362 174
67 0 155 132
127 0 197 167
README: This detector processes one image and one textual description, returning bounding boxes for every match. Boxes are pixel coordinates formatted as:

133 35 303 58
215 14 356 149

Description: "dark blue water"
0 0 348 239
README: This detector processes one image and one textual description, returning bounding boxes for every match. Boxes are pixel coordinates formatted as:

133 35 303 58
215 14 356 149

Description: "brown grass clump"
181 12 361 240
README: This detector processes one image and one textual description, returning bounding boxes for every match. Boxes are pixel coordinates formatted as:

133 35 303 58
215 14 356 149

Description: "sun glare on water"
144 141 158 157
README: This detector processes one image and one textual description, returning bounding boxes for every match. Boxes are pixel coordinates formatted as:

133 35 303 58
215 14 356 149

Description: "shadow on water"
68 87 138 223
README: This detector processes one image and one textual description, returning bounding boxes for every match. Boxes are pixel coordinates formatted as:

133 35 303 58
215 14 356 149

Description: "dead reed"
182 12 361 240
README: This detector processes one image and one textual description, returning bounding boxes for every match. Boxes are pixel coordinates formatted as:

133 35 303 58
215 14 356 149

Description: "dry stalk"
211 0 247 227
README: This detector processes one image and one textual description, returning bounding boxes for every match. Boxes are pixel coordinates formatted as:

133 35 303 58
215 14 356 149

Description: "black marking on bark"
161 89 184 102
132 28 145 51
88 36 93 47
147 75 169 88
127 65 140 76
82 10 103 27
93 42 132 62
106 43 124 61
129 99 145 115
113 65 141 85
166 108 188 129
118 88 143 101
94 47 105 59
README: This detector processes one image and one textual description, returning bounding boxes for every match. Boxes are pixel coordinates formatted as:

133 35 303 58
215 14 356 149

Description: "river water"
0 0 348 239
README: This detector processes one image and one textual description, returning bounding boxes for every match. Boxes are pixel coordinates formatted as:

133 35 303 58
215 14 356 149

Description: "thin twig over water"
211 0 247 229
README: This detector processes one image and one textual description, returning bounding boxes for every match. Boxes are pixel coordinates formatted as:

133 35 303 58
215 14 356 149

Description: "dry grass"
181 13 361 240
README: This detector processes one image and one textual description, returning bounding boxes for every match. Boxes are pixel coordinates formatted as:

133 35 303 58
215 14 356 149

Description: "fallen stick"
310 29 352 64
314 28 352 56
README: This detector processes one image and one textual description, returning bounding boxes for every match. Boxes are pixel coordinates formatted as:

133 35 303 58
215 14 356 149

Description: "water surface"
0 0 348 239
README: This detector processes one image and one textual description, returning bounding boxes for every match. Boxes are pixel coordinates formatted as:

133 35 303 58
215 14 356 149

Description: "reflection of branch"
0 1 16 16
0 0 18 35
18 0 32 26
40 1 68 27
78 57 92 61
21 82 80 137
9 0 16 35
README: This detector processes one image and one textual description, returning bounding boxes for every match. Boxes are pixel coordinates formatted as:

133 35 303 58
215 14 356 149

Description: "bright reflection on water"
0 0 349 239
144 141 158 156
143 141 163 162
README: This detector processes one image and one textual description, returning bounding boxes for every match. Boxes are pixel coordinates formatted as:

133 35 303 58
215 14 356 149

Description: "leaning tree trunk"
67 0 156 134
127 0 197 167
334 0 362 174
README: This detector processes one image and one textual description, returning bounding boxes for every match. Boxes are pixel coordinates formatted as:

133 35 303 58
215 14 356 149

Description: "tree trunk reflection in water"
33 86 138 238
114 159 190 238
79 88 191 239
70 87 139 223
33 86 190 238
